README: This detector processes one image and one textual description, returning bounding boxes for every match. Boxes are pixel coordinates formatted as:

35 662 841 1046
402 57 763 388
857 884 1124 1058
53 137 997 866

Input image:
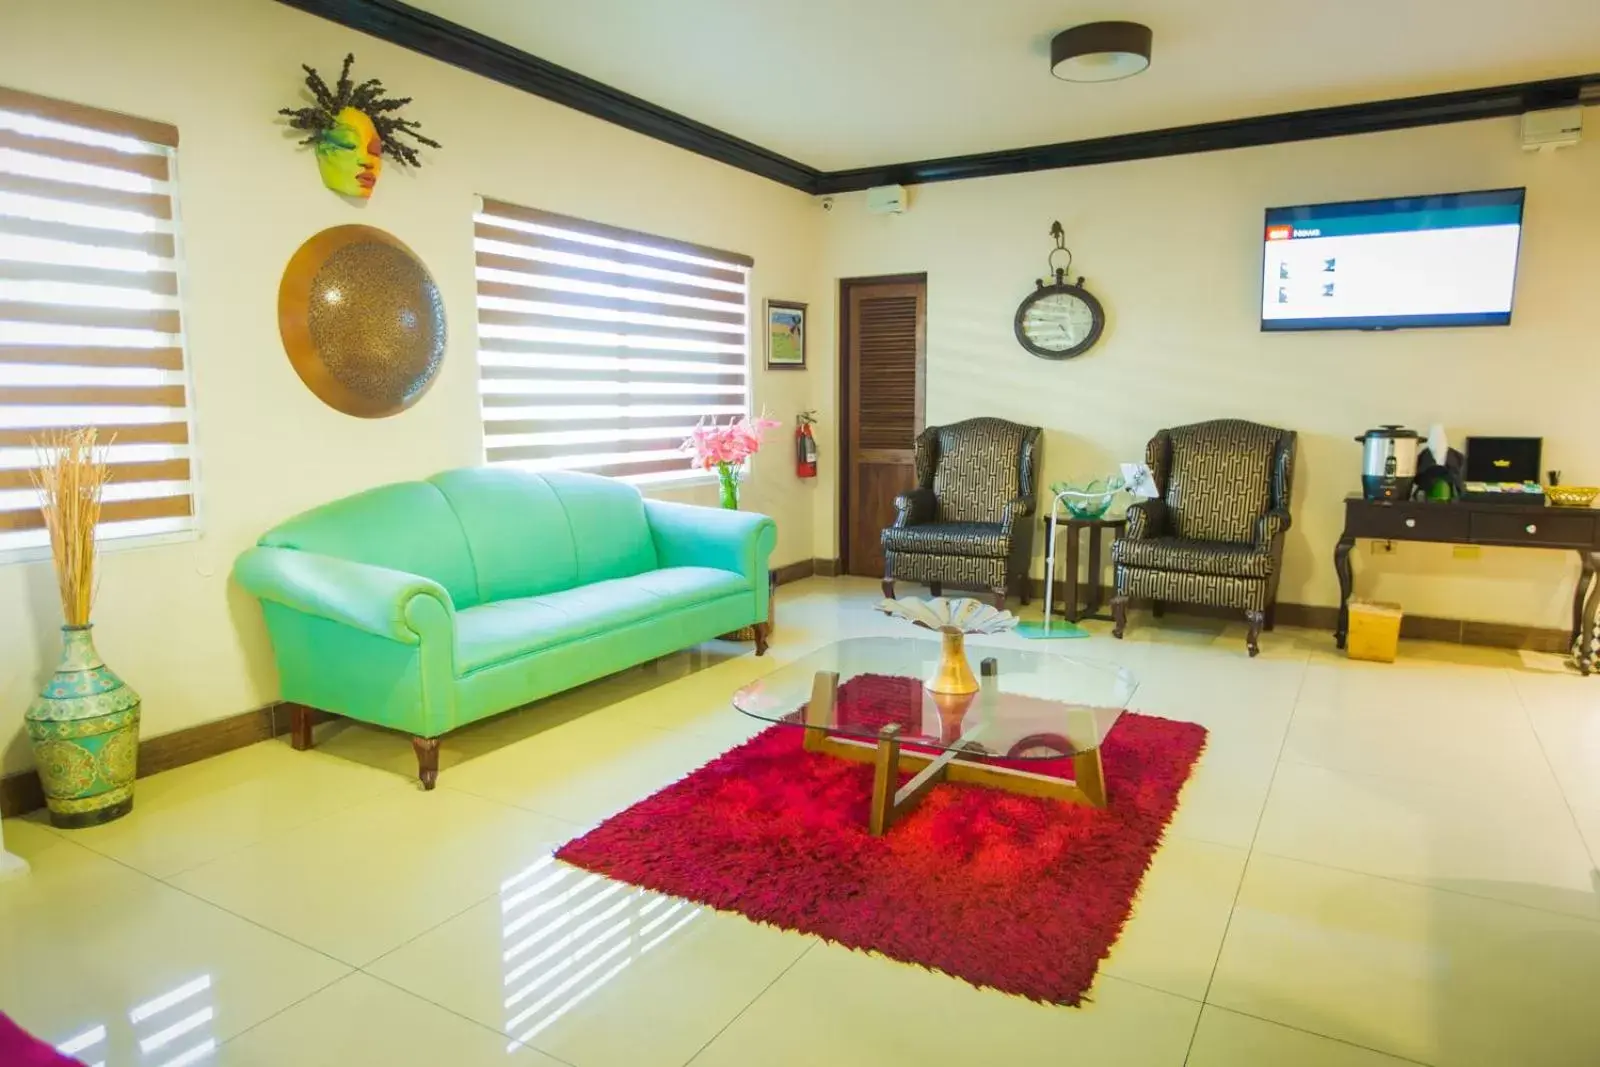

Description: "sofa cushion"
1111 536 1274 579
882 522 1009 558
430 468 579 602
455 566 748 673
259 482 479 609
541 471 659 585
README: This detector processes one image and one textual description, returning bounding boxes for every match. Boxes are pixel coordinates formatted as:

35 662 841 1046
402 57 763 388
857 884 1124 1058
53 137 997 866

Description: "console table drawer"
1349 506 1469 542
1470 511 1596 548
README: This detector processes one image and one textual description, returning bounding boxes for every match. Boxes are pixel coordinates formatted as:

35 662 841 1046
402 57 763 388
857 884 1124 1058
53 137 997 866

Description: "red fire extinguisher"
795 410 819 479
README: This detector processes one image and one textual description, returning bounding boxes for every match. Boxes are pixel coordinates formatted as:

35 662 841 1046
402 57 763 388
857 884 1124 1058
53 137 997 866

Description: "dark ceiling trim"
272 0 822 192
815 73 1600 193
272 0 1598 199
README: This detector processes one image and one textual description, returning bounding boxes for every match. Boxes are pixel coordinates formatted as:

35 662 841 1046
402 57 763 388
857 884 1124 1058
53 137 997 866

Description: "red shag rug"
556 675 1207 1005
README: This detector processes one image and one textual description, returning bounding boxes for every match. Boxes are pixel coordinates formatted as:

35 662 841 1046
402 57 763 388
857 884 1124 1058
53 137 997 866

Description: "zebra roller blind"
474 197 752 484
0 86 196 553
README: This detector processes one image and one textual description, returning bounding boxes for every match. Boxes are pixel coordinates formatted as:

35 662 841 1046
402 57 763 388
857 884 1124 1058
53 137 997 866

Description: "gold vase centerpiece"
23 428 141 828
877 597 1018 739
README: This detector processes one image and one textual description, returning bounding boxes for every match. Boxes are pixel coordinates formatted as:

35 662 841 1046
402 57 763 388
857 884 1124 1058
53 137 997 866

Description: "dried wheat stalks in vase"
29 428 112 628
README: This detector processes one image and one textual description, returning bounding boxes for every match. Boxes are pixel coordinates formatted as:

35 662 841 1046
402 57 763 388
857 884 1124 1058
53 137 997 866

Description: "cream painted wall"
0 0 823 774
815 119 1599 631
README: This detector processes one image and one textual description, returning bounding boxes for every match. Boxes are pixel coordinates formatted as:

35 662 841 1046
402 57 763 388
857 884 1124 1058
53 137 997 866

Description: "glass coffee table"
732 637 1138 835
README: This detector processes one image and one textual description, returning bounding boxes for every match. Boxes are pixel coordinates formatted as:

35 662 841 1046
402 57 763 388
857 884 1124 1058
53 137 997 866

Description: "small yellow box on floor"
1347 599 1403 663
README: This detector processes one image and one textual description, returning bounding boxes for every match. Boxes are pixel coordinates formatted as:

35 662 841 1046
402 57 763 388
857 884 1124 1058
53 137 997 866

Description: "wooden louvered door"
841 275 927 578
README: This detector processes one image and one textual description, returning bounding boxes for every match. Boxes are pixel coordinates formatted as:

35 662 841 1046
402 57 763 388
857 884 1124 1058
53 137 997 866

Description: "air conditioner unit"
1520 107 1582 151
866 185 909 214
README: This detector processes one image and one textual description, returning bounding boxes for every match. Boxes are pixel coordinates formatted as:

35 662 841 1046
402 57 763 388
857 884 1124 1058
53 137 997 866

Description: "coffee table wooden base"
803 670 1108 837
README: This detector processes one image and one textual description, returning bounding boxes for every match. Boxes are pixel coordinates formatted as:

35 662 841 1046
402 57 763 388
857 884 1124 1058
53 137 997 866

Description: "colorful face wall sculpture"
315 107 383 199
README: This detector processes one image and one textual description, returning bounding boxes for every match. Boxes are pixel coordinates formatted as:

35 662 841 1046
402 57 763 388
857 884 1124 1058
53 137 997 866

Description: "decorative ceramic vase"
927 627 980 696
25 625 140 829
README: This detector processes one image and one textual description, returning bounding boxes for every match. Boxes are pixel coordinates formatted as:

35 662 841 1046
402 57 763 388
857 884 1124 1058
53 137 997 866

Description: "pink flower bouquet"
683 412 781 509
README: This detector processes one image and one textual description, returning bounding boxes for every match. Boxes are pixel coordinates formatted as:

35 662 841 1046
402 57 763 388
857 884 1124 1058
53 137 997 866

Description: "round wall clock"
1014 222 1106 360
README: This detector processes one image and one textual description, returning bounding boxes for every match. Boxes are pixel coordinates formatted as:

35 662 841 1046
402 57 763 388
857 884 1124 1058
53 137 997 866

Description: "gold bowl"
1546 486 1599 508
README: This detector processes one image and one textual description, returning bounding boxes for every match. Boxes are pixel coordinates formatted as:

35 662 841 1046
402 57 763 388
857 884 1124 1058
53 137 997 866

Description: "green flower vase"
25 625 140 828
716 461 740 510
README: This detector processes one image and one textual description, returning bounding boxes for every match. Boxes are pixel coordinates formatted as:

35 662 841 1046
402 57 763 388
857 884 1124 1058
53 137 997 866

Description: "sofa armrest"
1124 499 1169 541
233 547 455 645
644 499 777 584
1254 508 1292 547
892 488 937 528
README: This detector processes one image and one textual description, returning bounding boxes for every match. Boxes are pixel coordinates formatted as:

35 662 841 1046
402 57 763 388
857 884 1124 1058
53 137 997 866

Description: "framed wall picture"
765 299 807 370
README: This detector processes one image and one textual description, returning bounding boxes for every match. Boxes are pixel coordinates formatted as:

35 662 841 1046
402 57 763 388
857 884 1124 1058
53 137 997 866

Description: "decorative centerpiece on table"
878 596 1018 739
1048 473 1127 520
683 412 781 640
24 429 141 828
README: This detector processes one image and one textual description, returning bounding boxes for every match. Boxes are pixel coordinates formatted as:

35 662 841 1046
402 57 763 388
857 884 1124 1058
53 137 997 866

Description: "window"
0 86 196 554
473 197 752 484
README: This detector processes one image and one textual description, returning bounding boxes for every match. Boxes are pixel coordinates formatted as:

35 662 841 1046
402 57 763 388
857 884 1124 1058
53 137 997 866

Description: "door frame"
836 272 928 575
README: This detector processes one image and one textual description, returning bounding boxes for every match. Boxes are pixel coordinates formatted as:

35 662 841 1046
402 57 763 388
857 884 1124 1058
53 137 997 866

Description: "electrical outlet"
1371 540 1397 555
1452 545 1481 560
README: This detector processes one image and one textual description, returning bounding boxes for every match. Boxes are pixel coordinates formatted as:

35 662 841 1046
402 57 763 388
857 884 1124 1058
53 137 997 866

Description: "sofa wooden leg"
882 578 896 599
1111 595 1129 639
753 621 771 657
927 581 942 598
1151 600 1164 618
288 703 314 751
1245 611 1265 658
1017 579 1031 607
991 587 1007 611
411 736 440 790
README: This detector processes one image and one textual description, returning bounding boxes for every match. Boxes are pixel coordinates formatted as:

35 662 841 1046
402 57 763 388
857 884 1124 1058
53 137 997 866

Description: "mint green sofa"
234 467 775 788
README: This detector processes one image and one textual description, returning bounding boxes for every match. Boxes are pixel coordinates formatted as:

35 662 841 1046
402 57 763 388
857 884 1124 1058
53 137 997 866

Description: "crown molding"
273 1 1598 198
815 73 1600 193
273 0 822 192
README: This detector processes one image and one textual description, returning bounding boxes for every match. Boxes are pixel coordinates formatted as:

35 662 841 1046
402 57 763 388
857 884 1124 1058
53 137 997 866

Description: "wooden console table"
1334 495 1600 674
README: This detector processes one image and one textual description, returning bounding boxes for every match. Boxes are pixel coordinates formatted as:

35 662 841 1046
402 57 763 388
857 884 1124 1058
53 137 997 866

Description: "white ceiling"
409 0 1600 171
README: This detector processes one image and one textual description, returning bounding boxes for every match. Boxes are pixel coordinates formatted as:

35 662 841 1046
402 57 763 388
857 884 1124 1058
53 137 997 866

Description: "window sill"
638 471 722 493
0 527 200 568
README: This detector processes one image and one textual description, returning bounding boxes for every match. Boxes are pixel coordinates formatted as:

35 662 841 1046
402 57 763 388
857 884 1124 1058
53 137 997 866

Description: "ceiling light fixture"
1050 21 1153 83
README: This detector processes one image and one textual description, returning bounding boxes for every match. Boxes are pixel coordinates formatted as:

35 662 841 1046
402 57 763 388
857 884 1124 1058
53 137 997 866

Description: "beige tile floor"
4 576 1599 1066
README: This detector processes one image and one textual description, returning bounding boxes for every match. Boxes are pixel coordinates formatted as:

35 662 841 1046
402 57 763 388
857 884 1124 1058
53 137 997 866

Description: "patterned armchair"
881 418 1043 609
1110 419 1296 657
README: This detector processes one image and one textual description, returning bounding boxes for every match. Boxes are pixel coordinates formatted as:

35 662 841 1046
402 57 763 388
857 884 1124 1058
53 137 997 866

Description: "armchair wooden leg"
288 703 314 751
411 736 440 790
1111 595 1129 639
1150 600 1164 618
990 586 1007 611
927 581 942 597
882 578 896 599
1245 611 1265 658
753 621 771 656
1017 578 1031 606
1264 603 1277 632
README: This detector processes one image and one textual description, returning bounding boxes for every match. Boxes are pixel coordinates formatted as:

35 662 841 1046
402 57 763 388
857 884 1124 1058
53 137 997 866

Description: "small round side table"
1041 515 1126 622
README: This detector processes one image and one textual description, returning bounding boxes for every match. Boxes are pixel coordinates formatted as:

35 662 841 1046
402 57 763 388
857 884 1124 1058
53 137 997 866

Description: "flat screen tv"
1260 187 1525 332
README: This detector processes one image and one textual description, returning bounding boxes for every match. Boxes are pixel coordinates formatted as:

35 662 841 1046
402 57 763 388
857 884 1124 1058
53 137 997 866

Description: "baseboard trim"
772 559 816 586
0 702 290 820
1025 578 1571 654
7 575 1559 817
773 558 844 585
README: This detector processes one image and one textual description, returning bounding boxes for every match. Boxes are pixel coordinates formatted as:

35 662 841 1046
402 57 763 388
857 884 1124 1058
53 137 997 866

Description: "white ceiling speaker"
1051 21 1153 83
